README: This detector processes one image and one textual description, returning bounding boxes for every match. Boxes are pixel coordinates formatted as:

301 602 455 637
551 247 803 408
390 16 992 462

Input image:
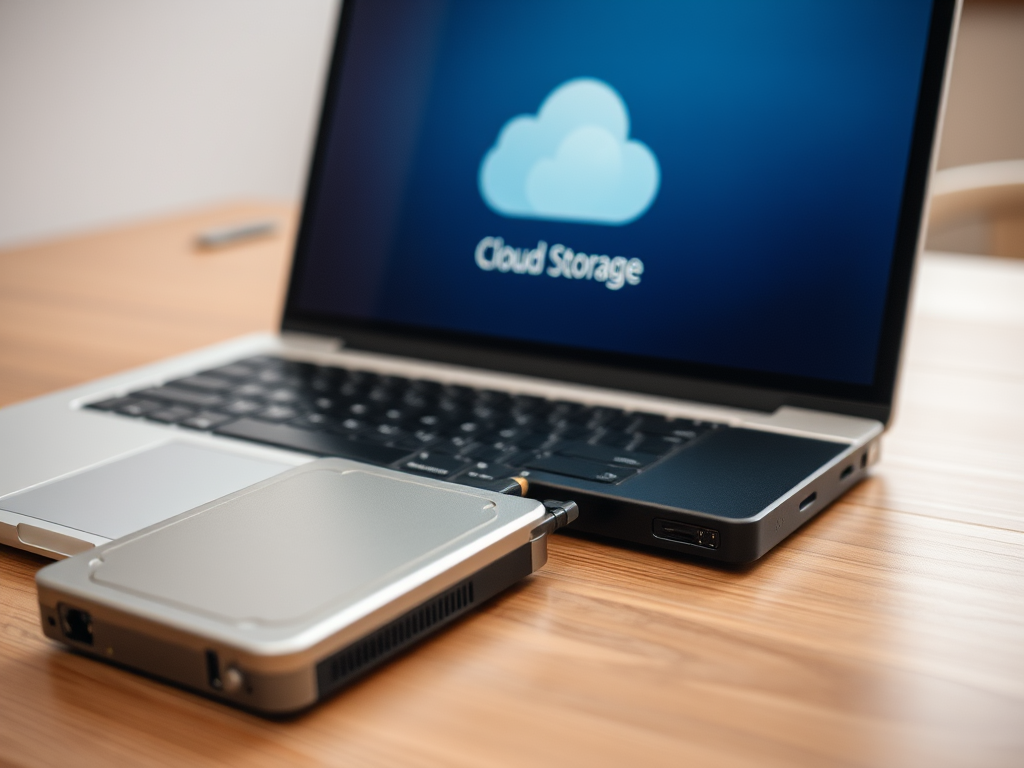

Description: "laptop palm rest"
1 442 289 541
624 428 849 518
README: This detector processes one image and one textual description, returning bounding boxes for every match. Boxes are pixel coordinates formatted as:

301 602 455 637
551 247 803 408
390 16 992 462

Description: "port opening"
206 650 223 690
840 465 854 480
652 519 719 549
60 606 94 646
861 452 868 468
652 518 697 544
799 492 817 512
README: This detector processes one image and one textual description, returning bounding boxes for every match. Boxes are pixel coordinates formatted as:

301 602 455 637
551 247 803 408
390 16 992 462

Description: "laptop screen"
286 0 944 405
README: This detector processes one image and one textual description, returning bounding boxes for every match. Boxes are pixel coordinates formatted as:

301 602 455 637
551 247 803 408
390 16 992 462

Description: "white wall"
0 0 337 249
2 0 1021 253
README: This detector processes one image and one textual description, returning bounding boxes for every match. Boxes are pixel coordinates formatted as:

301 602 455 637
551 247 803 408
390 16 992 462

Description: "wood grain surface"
1 206 1022 767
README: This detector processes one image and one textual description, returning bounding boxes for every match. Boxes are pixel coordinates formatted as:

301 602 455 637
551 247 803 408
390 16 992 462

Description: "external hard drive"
36 459 575 715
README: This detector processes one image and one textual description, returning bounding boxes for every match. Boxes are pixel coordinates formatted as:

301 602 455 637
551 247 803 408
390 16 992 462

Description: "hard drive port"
60 606 94 646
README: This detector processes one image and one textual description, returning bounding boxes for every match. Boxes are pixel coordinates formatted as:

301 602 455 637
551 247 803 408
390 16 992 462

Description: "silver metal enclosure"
36 458 548 715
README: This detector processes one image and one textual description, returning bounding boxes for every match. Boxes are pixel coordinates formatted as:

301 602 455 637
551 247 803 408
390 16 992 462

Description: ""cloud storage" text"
474 236 643 290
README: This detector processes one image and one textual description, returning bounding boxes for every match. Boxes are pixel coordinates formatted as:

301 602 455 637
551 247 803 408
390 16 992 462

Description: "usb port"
60 606 94 646
799 492 817 512
840 465 854 480
206 650 223 690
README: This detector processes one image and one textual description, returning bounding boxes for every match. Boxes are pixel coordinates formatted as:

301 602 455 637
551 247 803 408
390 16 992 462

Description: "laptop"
0 0 959 564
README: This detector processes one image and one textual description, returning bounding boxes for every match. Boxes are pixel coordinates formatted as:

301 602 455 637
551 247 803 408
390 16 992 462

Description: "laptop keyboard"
86 355 721 487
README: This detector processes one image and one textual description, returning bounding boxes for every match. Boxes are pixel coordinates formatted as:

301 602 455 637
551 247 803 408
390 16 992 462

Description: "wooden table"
1 204 1022 767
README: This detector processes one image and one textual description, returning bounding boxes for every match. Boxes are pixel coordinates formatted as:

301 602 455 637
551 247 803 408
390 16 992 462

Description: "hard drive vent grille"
316 580 475 697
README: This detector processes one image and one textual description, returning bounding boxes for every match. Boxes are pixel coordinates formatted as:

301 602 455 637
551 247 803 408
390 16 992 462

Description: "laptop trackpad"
0 442 290 540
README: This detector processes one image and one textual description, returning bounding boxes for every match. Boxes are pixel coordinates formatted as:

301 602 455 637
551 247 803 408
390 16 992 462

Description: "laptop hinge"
280 331 344 353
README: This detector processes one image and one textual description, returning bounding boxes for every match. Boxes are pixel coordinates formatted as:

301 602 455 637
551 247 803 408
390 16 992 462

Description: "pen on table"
195 220 278 250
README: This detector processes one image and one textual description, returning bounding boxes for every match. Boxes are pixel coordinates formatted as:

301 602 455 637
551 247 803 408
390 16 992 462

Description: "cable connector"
451 473 578 567
531 499 580 540
527 499 579 571
455 474 529 496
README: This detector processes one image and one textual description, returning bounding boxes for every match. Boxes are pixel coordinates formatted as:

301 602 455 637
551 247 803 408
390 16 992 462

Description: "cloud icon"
479 78 660 226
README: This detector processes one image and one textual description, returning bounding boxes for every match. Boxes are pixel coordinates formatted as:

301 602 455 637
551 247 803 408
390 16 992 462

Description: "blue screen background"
294 0 933 386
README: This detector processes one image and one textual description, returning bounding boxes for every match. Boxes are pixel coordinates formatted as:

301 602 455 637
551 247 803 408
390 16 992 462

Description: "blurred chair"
925 0 1024 257
928 160 1024 258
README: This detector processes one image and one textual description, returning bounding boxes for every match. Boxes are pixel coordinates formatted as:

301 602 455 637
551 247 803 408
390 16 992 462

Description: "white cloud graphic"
479 78 660 226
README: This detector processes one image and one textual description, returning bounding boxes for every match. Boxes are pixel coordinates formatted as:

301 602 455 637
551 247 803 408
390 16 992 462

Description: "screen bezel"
282 0 958 425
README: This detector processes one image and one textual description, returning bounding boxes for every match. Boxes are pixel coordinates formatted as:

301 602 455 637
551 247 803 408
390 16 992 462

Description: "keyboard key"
256 368 289 384
367 386 395 403
435 399 468 419
510 394 546 410
631 434 686 455
255 405 299 422
181 411 234 430
266 388 300 403
415 413 446 429
398 451 469 479
305 376 335 393
430 436 478 455
169 374 235 392
233 382 269 398
525 455 637 484
206 362 257 379
380 406 419 423
290 412 336 430
476 388 512 403
509 431 551 450
391 431 440 451
215 419 412 464
364 423 407 442
341 369 373 386
145 406 195 424
115 398 161 417
460 444 507 462
470 404 501 421
491 425 529 442
408 378 441 392
221 398 264 415
401 391 429 409
594 430 633 448
449 420 488 436
330 416 369 435
409 428 441 444
633 414 708 439
549 424 591 440
140 386 225 408
309 396 340 412
604 413 639 431
338 381 364 398
440 384 475 401
344 402 375 417
376 374 409 390
578 406 625 427
555 441 660 468
503 449 541 468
